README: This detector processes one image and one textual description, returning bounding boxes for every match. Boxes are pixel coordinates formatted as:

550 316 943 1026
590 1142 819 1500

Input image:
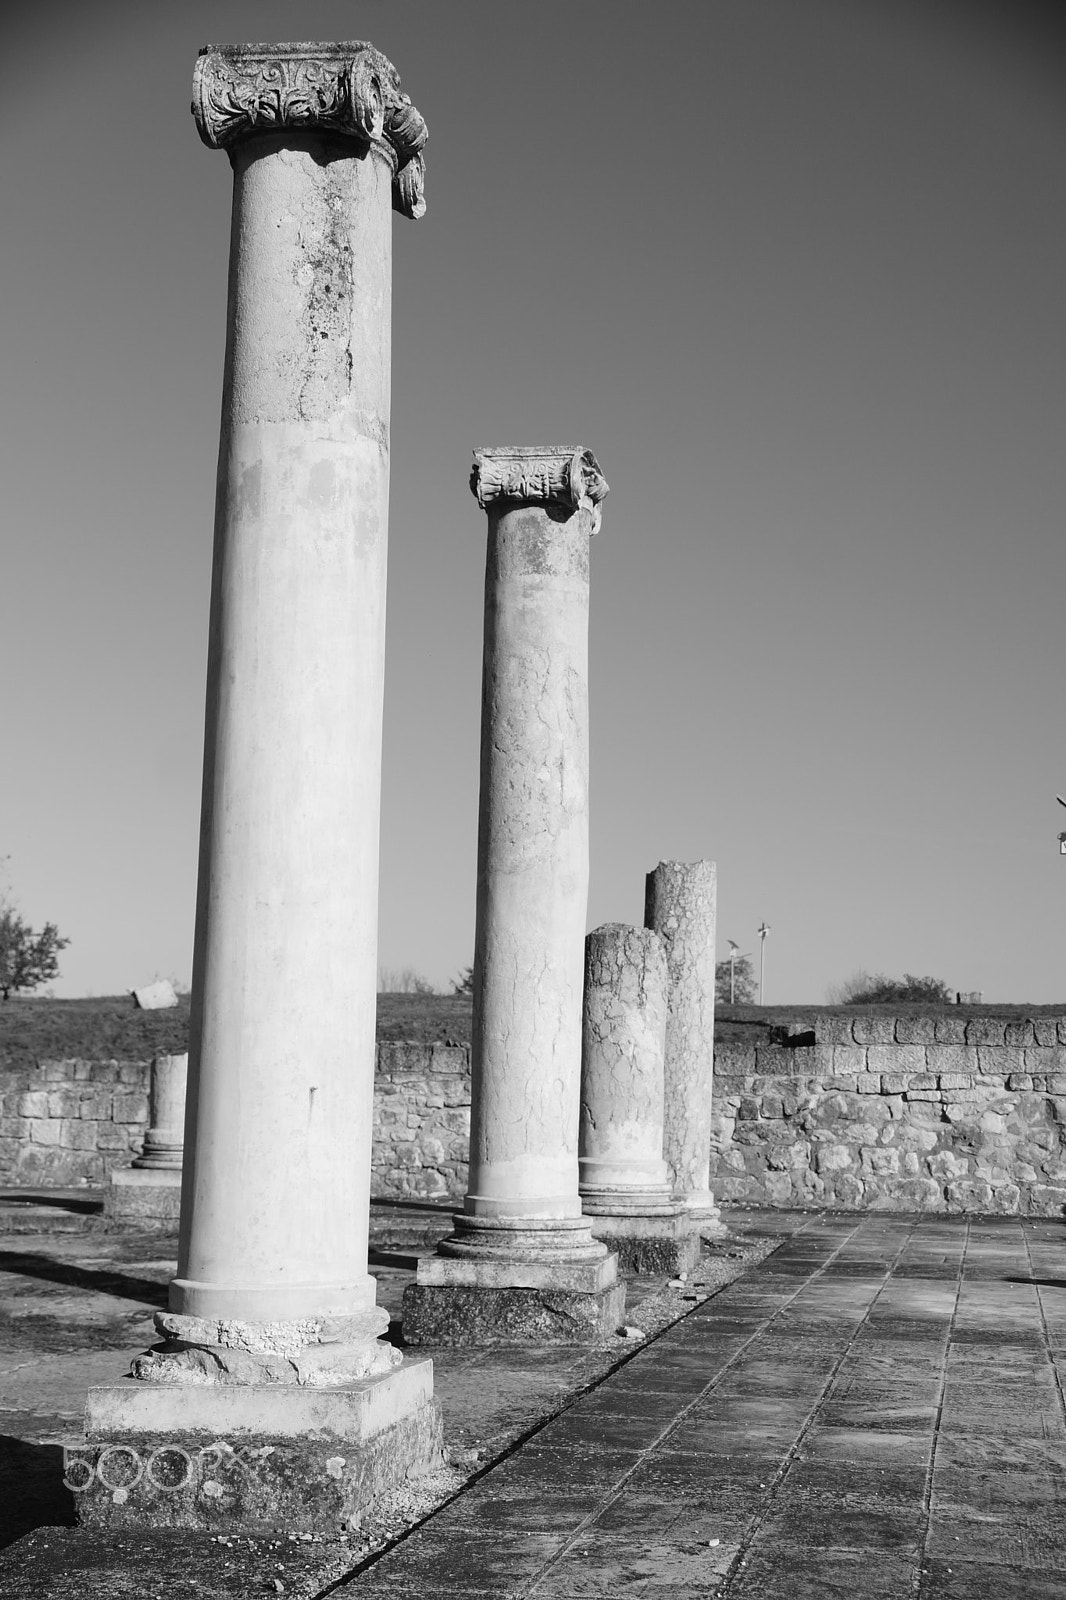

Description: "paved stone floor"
347 1212 1066 1599
0 1209 1063 1596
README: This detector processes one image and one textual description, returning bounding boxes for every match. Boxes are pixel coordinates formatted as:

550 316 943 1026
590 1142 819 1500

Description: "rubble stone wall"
371 1042 471 1200
0 1044 473 1200
710 1014 1066 1216
4 1020 1066 1215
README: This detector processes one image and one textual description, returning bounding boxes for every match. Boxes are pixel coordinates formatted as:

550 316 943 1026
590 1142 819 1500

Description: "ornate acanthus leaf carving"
471 448 609 532
192 41 427 218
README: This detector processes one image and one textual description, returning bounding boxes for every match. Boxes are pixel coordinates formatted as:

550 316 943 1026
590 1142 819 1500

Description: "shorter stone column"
104 1054 188 1228
645 860 726 1236
579 926 700 1275
136 1052 188 1170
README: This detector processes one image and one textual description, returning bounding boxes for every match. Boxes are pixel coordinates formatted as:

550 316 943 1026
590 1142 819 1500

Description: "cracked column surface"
78 41 442 1532
579 924 701 1274
403 448 626 1344
580 925 673 1204
645 860 726 1234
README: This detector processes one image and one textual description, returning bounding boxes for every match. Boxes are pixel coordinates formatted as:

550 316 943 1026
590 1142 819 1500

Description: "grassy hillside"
0 994 193 1063
0 993 1059 1063
0 991 472 1062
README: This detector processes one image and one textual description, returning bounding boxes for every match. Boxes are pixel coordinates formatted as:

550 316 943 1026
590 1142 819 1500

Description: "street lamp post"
757 922 771 1004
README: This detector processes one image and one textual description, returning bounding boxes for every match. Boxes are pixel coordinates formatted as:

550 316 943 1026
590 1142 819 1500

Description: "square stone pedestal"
70 1356 441 1532
103 1168 182 1228
586 1211 702 1277
402 1256 625 1346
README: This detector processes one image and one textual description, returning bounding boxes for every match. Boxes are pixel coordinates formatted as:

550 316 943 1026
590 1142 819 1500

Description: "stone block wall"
710 1014 1066 1216
0 1045 472 1201
5 1019 1066 1216
371 1042 471 1199
0 1059 152 1186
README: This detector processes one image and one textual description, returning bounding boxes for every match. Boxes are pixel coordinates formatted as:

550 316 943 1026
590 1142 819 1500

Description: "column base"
674 1190 729 1240
401 1280 626 1346
585 1210 702 1277
103 1168 182 1228
70 1357 441 1532
133 1140 184 1172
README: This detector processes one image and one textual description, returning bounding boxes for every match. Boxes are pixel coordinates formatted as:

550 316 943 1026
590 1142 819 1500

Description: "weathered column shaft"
465 452 604 1220
645 859 721 1218
404 448 625 1343
579 924 672 1205
167 44 425 1328
174 132 392 1319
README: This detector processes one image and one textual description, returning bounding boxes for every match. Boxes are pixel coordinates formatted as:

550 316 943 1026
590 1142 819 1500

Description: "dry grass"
0 991 473 1062
1 993 1054 1062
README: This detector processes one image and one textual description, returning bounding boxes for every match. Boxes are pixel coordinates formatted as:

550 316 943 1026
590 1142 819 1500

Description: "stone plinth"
105 1168 183 1228
403 447 623 1345
71 1357 439 1532
579 924 699 1275
645 860 725 1234
75 39 437 1533
405 1217 624 1344
583 1211 701 1277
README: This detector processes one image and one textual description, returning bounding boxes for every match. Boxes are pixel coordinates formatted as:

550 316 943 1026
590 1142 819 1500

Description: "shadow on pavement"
0 1438 74 1550
0 1252 169 1307
0 1192 102 1216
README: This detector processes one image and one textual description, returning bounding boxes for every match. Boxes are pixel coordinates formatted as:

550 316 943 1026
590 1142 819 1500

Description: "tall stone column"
645 859 726 1234
77 41 441 1532
579 925 701 1274
404 447 626 1345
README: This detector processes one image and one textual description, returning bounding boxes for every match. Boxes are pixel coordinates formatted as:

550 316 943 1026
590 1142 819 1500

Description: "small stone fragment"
618 1324 645 1340
131 979 179 1010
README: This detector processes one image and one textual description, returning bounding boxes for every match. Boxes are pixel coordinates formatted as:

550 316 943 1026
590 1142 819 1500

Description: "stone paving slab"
0 1210 1064 1596
336 1213 1066 1598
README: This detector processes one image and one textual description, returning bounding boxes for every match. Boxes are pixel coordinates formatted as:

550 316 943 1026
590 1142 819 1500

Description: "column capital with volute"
470 447 609 533
192 40 428 218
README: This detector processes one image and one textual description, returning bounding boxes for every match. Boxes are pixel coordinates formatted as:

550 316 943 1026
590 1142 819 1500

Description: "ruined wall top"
192 41 428 218
470 448 609 534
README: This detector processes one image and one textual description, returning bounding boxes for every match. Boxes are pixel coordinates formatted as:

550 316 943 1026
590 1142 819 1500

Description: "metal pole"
757 923 770 1004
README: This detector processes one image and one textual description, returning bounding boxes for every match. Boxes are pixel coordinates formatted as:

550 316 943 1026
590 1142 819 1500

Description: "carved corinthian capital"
192 41 428 219
471 448 609 534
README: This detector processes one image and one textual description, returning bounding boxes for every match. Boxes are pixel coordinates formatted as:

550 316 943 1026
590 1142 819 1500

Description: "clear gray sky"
2 1 1064 1001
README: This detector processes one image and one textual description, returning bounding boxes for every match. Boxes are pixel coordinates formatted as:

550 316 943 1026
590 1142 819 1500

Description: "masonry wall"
0 1058 152 1185
0 1045 473 1199
710 1014 1066 1217
371 1042 471 1199
4 1016 1066 1216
